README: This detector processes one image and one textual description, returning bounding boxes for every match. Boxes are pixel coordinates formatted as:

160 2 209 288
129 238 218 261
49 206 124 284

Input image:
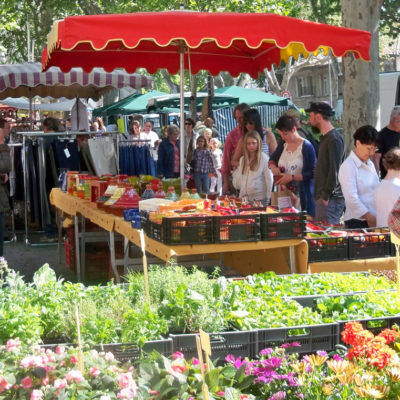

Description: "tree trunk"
189 73 197 121
160 69 179 93
341 0 382 152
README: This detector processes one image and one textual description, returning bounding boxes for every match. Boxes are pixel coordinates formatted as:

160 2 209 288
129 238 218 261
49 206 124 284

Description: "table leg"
109 231 120 283
81 216 86 283
57 209 63 265
123 236 129 275
289 245 296 274
74 215 81 282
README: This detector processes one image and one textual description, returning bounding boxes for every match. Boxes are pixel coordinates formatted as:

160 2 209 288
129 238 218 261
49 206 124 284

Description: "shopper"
157 124 180 178
232 130 273 205
221 103 250 194
338 125 379 228
373 106 400 177
231 108 277 170
269 115 316 216
0 119 11 256
374 148 400 227
192 136 216 194
209 138 223 194
308 102 345 224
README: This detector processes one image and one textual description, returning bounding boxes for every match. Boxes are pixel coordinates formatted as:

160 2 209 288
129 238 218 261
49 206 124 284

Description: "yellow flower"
361 385 387 399
327 359 350 375
353 386 367 398
291 361 308 373
322 384 334 395
388 367 400 382
306 353 327 367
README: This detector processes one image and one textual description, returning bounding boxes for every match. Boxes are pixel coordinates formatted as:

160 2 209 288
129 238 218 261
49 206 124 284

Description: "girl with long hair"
232 130 273 204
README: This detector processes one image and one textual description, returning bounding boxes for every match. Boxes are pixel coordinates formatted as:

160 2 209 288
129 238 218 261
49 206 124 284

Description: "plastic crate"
170 330 258 361
260 212 306 240
306 236 349 263
142 214 213 245
94 339 173 363
338 316 400 344
213 214 260 243
256 323 338 355
348 232 391 259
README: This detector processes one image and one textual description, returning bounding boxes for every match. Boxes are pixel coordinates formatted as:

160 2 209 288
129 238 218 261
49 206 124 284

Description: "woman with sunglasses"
231 108 277 170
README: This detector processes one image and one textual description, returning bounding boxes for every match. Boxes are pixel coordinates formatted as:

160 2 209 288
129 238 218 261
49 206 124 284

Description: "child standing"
232 130 273 205
209 138 222 194
192 136 216 194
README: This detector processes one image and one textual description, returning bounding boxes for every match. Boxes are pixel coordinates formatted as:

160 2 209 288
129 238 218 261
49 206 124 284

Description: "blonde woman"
232 130 273 205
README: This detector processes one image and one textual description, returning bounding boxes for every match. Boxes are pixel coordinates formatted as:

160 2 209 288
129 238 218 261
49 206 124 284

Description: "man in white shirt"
140 121 159 148
374 147 400 227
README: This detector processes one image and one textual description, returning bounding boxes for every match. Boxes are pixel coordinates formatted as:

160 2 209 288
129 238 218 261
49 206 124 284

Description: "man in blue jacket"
157 124 180 178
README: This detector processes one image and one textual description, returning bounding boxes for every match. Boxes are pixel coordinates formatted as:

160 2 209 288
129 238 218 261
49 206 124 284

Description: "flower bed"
4 322 400 399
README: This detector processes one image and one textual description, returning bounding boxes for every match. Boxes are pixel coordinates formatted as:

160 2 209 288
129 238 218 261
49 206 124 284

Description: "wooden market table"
50 188 309 281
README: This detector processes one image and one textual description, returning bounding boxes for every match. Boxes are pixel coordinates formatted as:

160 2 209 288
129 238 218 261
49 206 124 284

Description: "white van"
379 71 400 129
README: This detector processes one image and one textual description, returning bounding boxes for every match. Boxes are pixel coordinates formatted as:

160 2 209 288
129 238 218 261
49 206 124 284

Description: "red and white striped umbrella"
0 62 153 100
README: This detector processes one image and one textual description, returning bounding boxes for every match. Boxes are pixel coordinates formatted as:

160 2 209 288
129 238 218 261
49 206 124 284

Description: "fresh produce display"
306 227 392 261
2 261 399 350
246 271 395 296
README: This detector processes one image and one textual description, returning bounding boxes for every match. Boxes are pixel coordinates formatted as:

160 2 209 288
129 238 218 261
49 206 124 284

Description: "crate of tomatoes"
348 228 391 259
212 210 261 243
306 229 349 263
260 208 306 240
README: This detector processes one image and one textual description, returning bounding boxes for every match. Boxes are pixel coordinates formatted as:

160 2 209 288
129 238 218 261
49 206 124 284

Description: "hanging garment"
71 99 89 132
79 143 96 175
88 137 117 176
54 139 80 171
118 144 155 176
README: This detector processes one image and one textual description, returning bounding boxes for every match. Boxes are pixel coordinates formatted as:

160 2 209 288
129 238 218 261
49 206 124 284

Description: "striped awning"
0 62 153 100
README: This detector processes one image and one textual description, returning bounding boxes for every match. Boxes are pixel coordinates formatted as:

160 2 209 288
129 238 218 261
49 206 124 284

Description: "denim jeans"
315 196 345 224
194 172 211 194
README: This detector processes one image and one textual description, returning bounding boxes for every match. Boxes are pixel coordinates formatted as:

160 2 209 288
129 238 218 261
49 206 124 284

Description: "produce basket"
213 214 261 243
260 211 306 240
348 230 391 259
307 234 349 263
142 213 213 245
170 331 258 360
94 339 173 363
257 323 338 355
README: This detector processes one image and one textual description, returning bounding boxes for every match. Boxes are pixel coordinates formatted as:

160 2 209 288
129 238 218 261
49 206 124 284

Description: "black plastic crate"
213 214 260 243
307 235 349 263
257 323 338 355
94 339 173 363
260 212 306 240
170 330 258 361
338 316 400 344
142 213 213 245
348 232 391 259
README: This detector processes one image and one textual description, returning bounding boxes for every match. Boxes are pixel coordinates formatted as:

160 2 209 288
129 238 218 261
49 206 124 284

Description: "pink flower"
6 338 21 352
117 387 137 399
192 357 199 365
55 346 65 355
20 356 42 368
333 354 343 361
172 351 184 360
69 355 78 364
217 391 225 396
21 376 33 389
30 390 43 400
41 376 49 386
90 367 101 377
118 373 134 389
171 365 185 374
54 379 67 389
0 376 11 393
65 370 85 383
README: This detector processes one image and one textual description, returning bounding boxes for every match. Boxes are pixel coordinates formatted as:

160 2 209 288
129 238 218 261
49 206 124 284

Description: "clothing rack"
21 131 119 245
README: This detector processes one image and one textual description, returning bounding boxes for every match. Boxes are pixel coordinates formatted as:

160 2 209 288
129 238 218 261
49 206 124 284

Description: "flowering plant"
0 338 139 399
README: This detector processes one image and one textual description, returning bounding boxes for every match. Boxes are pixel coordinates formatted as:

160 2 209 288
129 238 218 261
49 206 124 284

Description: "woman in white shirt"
374 147 400 227
338 125 380 228
232 130 273 205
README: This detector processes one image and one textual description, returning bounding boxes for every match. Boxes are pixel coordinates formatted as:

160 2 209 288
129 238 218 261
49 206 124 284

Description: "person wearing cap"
283 109 319 154
307 102 345 224
373 106 400 178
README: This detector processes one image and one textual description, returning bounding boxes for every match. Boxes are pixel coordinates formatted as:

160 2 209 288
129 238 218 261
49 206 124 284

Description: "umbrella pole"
179 44 185 193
